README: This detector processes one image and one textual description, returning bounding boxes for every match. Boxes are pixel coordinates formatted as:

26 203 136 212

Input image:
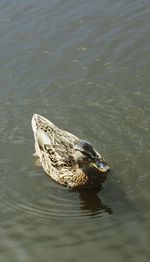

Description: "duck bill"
94 160 110 173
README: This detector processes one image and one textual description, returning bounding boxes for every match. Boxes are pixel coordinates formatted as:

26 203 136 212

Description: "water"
0 0 150 261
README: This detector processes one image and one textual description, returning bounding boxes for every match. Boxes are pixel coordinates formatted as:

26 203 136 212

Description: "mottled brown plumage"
31 114 110 190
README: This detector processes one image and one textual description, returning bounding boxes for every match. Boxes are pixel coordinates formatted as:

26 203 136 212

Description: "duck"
31 114 110 190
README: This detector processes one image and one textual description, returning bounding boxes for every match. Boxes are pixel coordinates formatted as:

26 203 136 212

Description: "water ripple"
0 0 150 260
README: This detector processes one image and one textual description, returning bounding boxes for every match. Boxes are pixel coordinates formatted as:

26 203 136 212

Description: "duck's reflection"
79 189 113 216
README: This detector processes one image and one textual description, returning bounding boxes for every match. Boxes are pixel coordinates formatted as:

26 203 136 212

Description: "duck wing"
32 114 79 158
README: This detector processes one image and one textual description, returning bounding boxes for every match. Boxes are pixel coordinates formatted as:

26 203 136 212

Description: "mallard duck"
31 114 110 190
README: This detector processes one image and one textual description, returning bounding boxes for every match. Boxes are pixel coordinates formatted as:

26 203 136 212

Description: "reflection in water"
79 190 113 216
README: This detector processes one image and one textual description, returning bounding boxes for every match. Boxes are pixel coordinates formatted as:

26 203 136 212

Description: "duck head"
73 140 110 173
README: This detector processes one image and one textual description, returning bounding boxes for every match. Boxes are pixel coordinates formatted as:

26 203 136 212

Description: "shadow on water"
76 168 142 221
79 189 113 216
33 154 144 227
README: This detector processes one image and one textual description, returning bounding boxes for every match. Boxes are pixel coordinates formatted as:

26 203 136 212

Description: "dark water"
0 0 150 261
